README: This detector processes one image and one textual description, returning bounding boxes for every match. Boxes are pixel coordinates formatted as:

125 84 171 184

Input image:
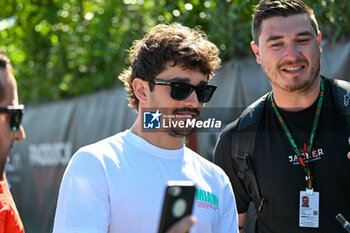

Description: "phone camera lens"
168 186 181 196
172 198 187 217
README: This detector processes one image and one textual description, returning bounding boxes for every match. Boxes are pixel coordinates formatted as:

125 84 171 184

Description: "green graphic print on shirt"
195 189 219 211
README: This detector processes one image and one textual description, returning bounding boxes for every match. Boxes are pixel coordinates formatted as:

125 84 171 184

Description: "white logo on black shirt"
288 143 324 165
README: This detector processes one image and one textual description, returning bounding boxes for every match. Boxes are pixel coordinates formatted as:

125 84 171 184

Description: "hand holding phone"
158 181 196 233
165 216 197 233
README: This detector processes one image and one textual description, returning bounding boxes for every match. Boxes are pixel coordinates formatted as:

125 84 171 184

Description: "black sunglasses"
0 105 24 132
148 78 217 103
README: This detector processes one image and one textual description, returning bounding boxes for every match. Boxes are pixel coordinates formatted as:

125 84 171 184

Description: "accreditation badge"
299 191 319 228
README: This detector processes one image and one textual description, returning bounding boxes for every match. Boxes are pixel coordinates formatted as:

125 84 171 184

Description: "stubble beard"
167 107 199 138
265 56 321 94
167 117 196 138
168 127 195 138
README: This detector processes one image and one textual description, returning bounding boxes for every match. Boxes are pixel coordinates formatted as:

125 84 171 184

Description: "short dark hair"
118 23 221 110
0 51 12 102
252 0 319 45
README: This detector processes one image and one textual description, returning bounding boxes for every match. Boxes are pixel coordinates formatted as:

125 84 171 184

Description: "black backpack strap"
231 93 269 212
329 77 350 125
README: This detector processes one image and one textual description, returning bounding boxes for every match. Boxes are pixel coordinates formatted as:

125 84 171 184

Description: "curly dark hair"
252 0 319 45
118 23 221 110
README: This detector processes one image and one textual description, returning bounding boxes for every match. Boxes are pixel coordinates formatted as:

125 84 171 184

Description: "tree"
0 0 349 102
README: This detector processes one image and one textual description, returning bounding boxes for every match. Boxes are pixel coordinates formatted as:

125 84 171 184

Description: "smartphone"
157 180 196 233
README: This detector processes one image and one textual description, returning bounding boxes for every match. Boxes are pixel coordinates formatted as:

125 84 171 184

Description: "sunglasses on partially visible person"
147 78 217 103
0 105 24 132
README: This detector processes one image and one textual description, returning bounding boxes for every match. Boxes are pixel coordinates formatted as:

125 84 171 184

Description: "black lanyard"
270 77 324 193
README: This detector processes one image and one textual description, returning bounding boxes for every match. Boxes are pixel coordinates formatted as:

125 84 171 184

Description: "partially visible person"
53 23 238 233
0 51 26 232
214 0 350 233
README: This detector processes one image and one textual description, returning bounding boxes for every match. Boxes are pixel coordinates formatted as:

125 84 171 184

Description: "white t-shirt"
53 130 238 233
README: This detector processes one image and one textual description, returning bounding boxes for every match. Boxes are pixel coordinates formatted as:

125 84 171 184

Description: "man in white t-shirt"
53 23 239 233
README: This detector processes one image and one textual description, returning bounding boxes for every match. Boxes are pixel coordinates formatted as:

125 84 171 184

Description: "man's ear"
133 78 149 104
251 41 261 64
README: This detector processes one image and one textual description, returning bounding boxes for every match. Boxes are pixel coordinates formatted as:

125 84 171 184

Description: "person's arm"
165 215 197 233
238 212 248 233
213 128 251 232
213 129 251 209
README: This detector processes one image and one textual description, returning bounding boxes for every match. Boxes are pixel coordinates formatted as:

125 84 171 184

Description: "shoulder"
58 134 128 196
67 131 128 172
328 77 350 90
325 77 350 113
78 131 126 157
326 77 350 97
82 131 125 151
218 92 269 142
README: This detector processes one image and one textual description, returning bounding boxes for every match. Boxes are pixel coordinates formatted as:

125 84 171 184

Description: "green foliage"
0 0 349 103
